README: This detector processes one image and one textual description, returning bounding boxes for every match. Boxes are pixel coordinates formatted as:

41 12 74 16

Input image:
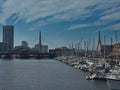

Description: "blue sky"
0 0 120 49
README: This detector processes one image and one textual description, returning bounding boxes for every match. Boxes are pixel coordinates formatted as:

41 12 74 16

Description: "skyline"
0 0 120 49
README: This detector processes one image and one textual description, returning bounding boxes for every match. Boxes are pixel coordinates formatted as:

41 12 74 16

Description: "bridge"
0 51 56 59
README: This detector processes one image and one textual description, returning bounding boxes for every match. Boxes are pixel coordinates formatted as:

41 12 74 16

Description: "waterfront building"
14 46 31 53
22 41 28 47
111 43 120 58
0 42 8 53
3 25 14 50
41 45 48 53
32 43 48 53
49 47 72 57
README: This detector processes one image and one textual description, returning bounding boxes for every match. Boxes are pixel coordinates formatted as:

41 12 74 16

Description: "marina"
55 56 120 90
0 29 120 90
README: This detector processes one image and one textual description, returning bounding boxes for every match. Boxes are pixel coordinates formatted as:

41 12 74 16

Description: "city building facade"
32 43 48 53
0 42 8 53
3 25 14 50
111 43 120 58
41 45 48 53
49 47 72 57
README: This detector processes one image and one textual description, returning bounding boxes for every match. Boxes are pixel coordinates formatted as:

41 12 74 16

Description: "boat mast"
115 31 118 65
104 36 106 67
92 38 95 59
111 37 112 60
84 41 85 57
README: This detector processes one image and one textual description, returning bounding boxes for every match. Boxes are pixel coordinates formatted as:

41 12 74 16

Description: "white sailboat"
86 35 108 80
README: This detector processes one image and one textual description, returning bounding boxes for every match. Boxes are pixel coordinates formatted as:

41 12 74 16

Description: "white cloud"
67 0 120 31
0 0 119 26
100 12 120 21
68 21 107 30
102 7 120 16
102 23 120 31
68 24 92 30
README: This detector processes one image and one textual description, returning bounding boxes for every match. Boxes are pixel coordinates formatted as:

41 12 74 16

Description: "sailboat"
86 35 107 80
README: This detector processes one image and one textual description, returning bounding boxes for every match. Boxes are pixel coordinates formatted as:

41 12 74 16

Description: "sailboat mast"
110 37 113 60
115 31 118 65
104 36 106 66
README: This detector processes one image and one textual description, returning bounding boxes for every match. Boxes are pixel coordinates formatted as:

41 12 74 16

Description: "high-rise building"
3 25 14 50
0 42 8 53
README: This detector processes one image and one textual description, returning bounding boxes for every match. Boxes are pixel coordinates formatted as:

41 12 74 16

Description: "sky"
0 0 120 49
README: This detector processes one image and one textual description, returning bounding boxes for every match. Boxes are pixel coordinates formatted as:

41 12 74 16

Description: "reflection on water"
0 59 110 90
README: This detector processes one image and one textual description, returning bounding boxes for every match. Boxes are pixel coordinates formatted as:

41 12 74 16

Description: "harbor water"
0 59 110 90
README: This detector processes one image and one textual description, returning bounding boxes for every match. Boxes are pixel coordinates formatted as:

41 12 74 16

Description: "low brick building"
111 43 120 58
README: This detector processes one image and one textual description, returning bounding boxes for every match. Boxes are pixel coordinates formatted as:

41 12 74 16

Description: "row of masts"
39 30 119 58
65 31 119 58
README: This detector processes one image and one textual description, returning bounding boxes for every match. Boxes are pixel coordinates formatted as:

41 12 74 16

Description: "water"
0 59 110 90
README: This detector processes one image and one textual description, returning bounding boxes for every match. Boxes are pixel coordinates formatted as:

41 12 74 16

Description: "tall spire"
97 31 102 51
